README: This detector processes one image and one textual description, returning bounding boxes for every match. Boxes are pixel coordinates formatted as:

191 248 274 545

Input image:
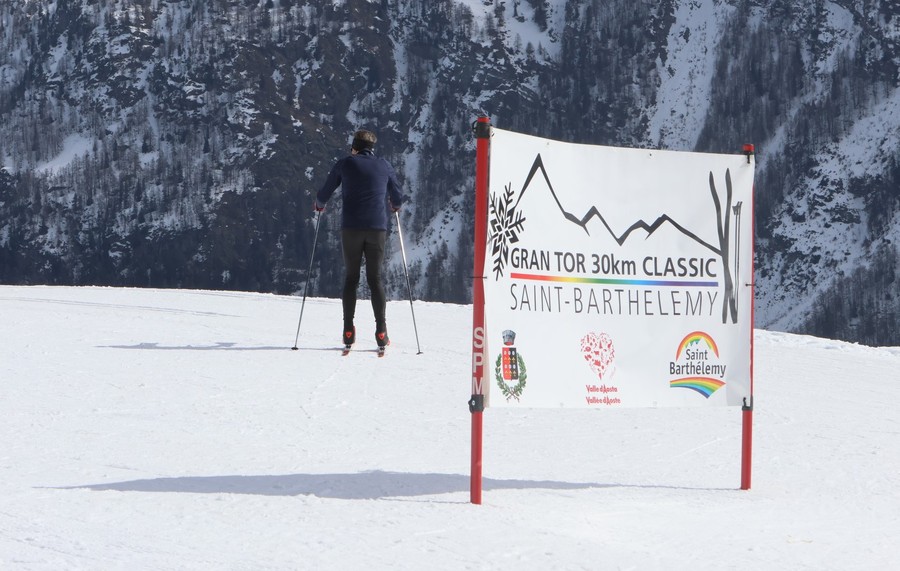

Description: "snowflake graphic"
488 183 526 279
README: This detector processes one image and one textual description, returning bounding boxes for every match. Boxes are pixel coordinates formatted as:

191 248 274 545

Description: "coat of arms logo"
495 329 527 401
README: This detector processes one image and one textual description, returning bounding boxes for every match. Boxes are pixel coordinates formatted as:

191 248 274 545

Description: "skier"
314 129 404 353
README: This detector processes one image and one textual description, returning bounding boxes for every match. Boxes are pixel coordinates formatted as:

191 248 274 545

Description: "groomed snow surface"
1 286 898 570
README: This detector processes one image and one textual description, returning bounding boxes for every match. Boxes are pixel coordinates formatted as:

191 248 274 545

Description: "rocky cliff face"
1 0 899 344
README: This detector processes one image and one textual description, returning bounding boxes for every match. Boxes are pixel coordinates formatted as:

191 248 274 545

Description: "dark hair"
351 129 376 152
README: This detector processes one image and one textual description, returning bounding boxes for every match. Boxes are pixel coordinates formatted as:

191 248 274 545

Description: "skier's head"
351 130 376 153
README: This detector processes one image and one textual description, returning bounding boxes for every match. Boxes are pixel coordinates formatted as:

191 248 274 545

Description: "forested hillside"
1 0 898 344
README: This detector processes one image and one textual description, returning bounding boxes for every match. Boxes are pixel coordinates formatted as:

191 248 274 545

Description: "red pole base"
470 411 483 504
740 406 753 490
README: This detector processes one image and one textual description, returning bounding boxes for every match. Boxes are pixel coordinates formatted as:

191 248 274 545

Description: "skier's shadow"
100 342 287 351
60 471 611 501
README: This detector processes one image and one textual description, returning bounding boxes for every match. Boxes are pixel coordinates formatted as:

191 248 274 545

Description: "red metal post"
741 404 753 489
470 117 491 505
741 144 756 490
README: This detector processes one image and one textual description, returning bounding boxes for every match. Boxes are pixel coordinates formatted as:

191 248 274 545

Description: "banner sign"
483 128 754 408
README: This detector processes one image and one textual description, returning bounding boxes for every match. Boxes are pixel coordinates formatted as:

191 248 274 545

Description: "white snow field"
1 285 898 570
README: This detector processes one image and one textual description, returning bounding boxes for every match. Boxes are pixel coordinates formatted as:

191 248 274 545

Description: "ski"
339 345 385 357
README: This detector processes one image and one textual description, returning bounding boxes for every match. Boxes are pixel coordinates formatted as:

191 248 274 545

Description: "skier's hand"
314 201 325 213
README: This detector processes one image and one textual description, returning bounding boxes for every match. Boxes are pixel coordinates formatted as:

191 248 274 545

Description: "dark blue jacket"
315 150 404 230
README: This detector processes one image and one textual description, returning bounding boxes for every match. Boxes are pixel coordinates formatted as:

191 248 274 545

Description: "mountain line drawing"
515 154 725 253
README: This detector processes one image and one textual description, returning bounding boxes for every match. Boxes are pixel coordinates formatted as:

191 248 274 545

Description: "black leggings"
341 228 387 329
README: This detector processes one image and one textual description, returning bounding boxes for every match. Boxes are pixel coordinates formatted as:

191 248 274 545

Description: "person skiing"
314 129 404 352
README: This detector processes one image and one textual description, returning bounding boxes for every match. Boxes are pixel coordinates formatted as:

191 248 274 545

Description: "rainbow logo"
510 272 718 288
669 377 725 398
675 331 719 360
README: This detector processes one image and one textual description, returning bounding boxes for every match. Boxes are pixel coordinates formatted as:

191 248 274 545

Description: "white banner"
483 129 754 408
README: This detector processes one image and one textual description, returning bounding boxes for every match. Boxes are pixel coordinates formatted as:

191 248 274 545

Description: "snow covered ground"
1 286 898 570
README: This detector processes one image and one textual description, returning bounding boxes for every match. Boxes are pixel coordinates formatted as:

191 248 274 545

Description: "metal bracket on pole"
468 394 485 413
473 119 491 139
743 143 755 164
742 396 754 411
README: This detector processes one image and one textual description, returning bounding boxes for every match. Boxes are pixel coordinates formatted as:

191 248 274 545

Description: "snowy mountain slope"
0 285 898 569
648 0 900 344
757 85 900 332
647 0 736 150
1 0 899 344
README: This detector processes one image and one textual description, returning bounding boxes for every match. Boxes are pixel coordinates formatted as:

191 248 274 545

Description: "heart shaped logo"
581 332 616 380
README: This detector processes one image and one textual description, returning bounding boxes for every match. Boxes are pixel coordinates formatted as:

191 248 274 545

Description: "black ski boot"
375 324 389 357
342 326 356 346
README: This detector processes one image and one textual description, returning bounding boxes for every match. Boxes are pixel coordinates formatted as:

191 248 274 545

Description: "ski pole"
395 210 423 355
292 211 322 350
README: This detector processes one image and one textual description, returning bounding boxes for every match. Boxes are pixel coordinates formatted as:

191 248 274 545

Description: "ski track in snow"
0 285 898 570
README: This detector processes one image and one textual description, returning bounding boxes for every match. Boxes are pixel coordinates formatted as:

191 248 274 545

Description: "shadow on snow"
61 471 619 500
100 342 290 351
